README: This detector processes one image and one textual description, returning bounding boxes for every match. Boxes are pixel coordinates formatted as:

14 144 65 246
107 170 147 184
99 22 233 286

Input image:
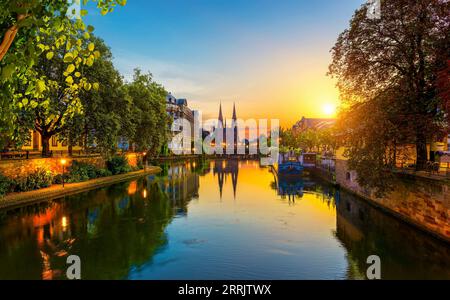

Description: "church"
213 102 239 153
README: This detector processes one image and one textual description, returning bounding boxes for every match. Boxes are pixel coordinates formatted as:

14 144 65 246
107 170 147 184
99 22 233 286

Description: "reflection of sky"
129 161 347 279
84 0 366 126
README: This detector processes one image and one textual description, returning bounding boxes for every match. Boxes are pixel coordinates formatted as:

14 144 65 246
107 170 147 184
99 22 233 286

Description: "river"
0 159 448 280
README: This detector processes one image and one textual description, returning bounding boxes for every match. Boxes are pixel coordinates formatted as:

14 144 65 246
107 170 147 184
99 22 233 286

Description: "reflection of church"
213 160 239 199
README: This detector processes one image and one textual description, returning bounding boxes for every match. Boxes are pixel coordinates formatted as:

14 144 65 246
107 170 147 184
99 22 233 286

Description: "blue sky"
85 0 366 125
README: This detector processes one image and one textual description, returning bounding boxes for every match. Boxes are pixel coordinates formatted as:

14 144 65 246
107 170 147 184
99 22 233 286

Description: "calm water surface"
0 159 449 280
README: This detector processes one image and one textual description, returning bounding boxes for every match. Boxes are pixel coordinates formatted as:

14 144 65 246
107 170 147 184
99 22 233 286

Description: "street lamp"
61 159 67 187
142 152 147 171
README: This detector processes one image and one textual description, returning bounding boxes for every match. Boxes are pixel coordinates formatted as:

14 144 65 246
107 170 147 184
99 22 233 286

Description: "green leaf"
66 64 75 74
36 80 46 94
1 64 15 80
64 53 74 63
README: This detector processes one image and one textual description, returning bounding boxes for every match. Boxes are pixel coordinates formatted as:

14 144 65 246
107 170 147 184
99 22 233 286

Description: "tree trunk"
41 135 51 157
68 137 73 157
416 131 428 171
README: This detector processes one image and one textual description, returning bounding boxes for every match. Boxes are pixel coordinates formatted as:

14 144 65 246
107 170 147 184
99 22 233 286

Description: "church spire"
218 101 224 126
232 102 237 120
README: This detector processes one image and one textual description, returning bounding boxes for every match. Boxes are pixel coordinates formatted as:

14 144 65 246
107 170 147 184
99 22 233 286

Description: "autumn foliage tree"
329 0 450 181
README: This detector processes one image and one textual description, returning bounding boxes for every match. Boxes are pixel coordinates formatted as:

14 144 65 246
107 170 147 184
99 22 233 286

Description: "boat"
278 153 304 175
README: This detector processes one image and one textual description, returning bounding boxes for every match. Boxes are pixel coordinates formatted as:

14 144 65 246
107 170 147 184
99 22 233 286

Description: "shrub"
0 173 13 197
96 168 112 178
137 157 144 170
68 161 99 183
14 168 53 192
106 156 131 175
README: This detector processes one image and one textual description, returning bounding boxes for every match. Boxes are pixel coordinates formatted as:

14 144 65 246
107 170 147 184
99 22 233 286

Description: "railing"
0 150 100 161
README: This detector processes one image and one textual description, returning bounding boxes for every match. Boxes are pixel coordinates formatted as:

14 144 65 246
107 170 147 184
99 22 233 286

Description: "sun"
323 103 336 117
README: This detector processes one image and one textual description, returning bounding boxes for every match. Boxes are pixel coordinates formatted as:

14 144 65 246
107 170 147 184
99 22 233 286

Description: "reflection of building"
213 159 239 198
158 162 200 216
335 190 450 279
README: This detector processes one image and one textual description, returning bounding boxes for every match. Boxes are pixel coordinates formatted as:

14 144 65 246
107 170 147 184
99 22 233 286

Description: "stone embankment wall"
335 159 450 242
0 153 140 180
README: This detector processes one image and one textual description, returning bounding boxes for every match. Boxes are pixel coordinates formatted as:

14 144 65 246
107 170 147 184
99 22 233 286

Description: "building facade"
166 93 195 153
20 131 83 155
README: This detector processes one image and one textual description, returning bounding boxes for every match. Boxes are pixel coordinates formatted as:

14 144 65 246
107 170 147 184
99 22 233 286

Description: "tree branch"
0 14 29 61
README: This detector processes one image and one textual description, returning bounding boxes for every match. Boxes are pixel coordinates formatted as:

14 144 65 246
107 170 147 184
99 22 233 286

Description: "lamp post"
61 159 67 188
143 152 147 171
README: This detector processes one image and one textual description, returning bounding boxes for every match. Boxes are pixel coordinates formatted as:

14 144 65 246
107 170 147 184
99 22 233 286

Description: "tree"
126 69 170 158
0 0 126 148
15 17 100 156
329 0 450 171
75 36 132 157
0 0 126 62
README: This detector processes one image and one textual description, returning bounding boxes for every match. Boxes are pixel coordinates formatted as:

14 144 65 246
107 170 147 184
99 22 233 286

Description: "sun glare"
323 103 336 116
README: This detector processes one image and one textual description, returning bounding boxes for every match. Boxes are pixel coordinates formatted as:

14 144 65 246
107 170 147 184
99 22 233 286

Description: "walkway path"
0 167 161 210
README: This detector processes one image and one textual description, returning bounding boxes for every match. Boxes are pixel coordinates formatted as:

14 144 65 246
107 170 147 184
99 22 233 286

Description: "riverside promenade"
0 166 161 210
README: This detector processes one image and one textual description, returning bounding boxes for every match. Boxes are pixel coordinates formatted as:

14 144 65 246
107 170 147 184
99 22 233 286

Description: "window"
52 136 58 147
346 172 351 181
24 136 31 147
62 140 68 147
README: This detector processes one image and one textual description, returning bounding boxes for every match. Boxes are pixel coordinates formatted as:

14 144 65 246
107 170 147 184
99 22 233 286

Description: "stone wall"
336 159 450 242
0 154 140 180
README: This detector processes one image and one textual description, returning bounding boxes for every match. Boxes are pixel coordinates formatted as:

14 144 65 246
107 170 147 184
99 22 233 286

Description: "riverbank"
313 164 450 244
0 166 161 211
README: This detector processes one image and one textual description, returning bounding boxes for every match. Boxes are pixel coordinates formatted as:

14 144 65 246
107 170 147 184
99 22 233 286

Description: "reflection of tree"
0 167 200 279
335 190 450 280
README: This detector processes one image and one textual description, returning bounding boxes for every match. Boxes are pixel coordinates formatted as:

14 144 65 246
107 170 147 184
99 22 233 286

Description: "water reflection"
0 159 448 280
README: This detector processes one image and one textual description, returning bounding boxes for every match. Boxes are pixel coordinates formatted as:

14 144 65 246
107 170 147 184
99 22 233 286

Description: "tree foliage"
14 17 100 156
76 36 132 157
329 0 450 192
0 0 126 148
126 69 170 157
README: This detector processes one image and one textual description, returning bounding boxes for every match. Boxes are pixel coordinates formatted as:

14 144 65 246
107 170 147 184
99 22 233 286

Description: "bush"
68 161 99 183
0 173 13 197
96 168 112 178
14 168 53 192
106 156 131 175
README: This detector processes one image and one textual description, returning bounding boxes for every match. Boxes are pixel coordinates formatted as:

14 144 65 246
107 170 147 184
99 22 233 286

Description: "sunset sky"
85 0 366 127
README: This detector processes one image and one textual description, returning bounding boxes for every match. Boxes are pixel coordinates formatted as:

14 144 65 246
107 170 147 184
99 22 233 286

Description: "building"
292 117 336 133
19 131 83 155
213 102 239 153
166 93 195 153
